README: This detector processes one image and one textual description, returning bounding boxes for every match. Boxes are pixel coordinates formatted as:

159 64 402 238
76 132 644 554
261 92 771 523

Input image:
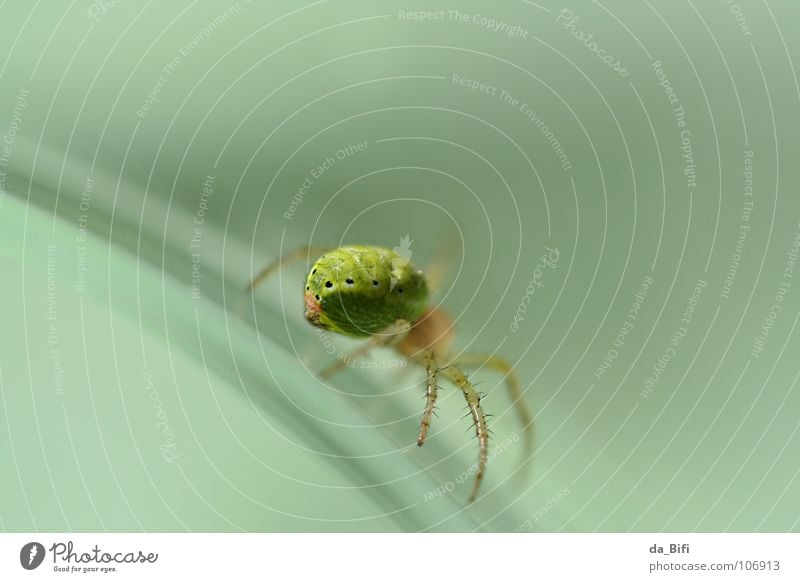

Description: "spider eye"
325 281 333 288
372 280 379 286
345 278 354 285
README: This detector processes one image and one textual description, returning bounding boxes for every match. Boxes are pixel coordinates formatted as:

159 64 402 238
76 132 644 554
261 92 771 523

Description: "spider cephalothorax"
249 244 532 502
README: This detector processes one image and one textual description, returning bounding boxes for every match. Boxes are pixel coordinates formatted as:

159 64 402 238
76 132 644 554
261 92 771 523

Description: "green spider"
248 244 533 502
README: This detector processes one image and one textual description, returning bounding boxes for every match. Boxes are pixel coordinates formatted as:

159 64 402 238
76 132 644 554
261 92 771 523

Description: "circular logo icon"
20 542 45 570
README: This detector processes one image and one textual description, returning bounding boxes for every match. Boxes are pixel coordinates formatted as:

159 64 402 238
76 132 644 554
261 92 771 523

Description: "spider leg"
318 342 373 380
454 354 533 462
246 245 330 292
417 350 439 447
440 361 490 503
319 319 411 380
405 347 489 501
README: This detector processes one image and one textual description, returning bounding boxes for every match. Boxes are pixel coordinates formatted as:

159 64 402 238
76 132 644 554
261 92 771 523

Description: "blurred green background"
1 0 799 532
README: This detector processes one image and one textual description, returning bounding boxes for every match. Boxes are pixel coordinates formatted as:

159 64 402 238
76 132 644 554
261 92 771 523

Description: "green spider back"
304 245 429 337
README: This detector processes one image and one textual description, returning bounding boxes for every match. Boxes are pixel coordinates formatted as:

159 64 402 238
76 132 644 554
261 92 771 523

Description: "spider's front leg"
318 319 411 379
246 245 330 292
411 349 489 503
240 245 330 318
453 354 534 462
417 350 438 447
443 363 490 502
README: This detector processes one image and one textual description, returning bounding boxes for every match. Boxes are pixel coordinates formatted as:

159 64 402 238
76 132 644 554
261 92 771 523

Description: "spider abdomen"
304 245 429 336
